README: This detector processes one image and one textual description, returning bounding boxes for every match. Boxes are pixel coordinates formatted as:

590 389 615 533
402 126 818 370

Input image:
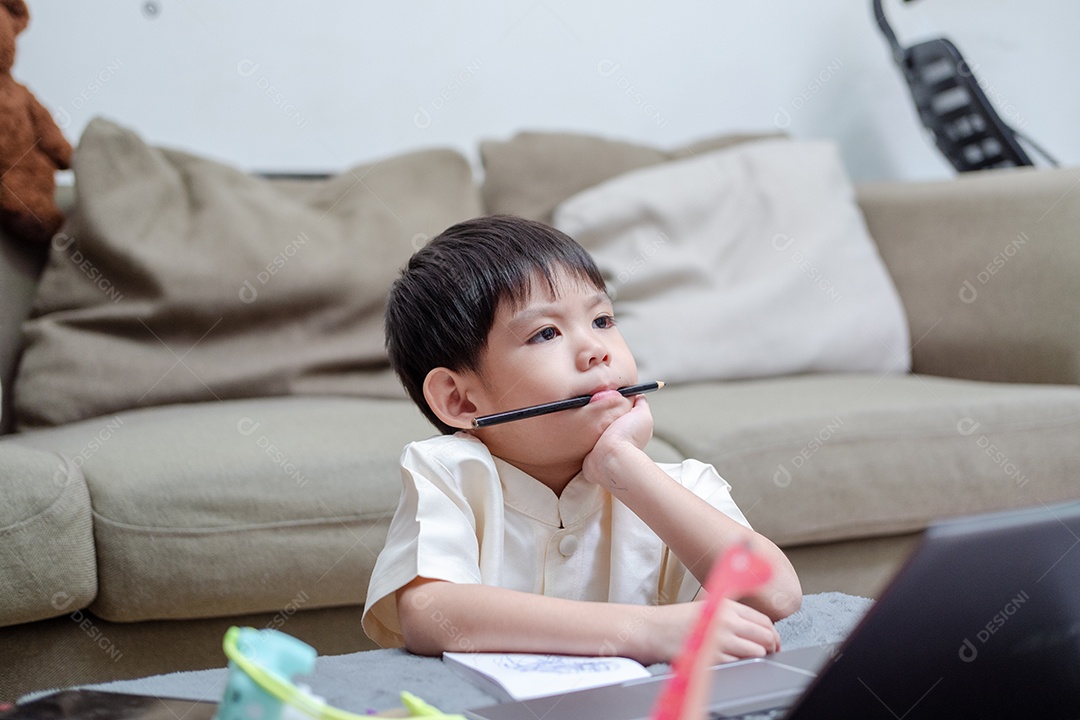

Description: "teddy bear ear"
1 0 30 34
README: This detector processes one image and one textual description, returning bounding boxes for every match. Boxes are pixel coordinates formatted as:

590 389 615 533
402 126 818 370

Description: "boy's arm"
583 397 802 621
397 577 780 665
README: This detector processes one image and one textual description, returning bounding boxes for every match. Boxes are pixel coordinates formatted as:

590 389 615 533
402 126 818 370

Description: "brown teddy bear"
0 0 71 245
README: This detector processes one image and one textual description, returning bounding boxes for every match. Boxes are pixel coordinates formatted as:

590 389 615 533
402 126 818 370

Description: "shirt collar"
492 456 605 528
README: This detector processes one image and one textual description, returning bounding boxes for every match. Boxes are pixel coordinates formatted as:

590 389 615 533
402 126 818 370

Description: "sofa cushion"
554 140 910 384
6 394 687 624
479 130 782 224
14 118 482 429
649 374 1080 546
856 166 1080 387
9 397 439 622
0 442 96 626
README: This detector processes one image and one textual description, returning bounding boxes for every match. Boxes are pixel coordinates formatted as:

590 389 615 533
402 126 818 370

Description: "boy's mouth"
588 388 624 404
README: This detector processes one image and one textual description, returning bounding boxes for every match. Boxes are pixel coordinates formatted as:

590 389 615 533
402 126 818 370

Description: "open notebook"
443 652 652 702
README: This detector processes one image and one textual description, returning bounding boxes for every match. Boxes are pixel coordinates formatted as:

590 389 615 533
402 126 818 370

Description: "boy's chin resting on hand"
581 395 655 492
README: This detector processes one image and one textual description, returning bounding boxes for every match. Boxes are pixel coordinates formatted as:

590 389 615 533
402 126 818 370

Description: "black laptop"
466 500 1080 719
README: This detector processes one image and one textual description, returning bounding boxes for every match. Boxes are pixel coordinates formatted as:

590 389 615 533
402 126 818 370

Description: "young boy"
361 215 801 666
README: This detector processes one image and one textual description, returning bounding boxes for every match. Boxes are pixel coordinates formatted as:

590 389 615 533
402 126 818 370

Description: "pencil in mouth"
471 381 664 428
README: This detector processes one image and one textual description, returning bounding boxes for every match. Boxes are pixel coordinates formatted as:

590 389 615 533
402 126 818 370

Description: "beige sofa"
2 125 1078 699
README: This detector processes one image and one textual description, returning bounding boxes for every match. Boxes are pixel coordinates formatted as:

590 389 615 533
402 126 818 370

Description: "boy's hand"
634 598 781 666
582 394 653 490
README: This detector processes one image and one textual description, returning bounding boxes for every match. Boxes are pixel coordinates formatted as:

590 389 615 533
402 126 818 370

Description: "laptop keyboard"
709 707 788 720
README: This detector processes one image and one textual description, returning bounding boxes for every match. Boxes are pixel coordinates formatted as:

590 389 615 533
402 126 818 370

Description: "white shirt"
361 433 751 648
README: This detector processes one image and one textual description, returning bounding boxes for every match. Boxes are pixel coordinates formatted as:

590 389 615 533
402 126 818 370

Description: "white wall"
15 0 1079 183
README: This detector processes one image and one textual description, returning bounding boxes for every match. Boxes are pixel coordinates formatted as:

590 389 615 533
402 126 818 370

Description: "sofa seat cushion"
8 396 440 622
650 374 1080 546
0 442 96 626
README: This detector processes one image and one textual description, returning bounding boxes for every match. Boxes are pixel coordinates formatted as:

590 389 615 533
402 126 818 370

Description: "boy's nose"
578 336 611 370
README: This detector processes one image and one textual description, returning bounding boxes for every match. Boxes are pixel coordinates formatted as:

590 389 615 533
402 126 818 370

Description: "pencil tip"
657 381 665 389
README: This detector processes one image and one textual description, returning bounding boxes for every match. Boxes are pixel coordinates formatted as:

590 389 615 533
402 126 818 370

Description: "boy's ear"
423 367 479 430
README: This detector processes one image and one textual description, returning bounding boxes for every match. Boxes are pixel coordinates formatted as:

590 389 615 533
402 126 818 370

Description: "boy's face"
467 267 639 485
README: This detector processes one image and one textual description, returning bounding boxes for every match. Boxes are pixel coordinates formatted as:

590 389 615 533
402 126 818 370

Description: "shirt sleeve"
657 459 753 605
681 458 752 529
361 436 495 648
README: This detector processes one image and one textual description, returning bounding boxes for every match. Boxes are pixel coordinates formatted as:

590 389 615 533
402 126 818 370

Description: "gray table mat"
34 592 873 715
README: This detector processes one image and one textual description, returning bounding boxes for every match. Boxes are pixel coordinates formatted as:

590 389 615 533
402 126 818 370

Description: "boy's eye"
529 327 559 343
594 314 616 329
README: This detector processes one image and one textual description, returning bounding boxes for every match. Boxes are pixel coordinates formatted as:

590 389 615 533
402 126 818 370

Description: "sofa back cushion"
857 166 1080 386
553 140 911 383
12 118 481 429
480 130 782 224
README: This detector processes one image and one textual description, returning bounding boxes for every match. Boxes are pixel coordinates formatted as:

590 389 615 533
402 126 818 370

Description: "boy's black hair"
385 215 607 434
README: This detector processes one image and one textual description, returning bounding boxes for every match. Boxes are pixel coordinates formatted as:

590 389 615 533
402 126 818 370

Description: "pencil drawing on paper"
495 654 621 674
